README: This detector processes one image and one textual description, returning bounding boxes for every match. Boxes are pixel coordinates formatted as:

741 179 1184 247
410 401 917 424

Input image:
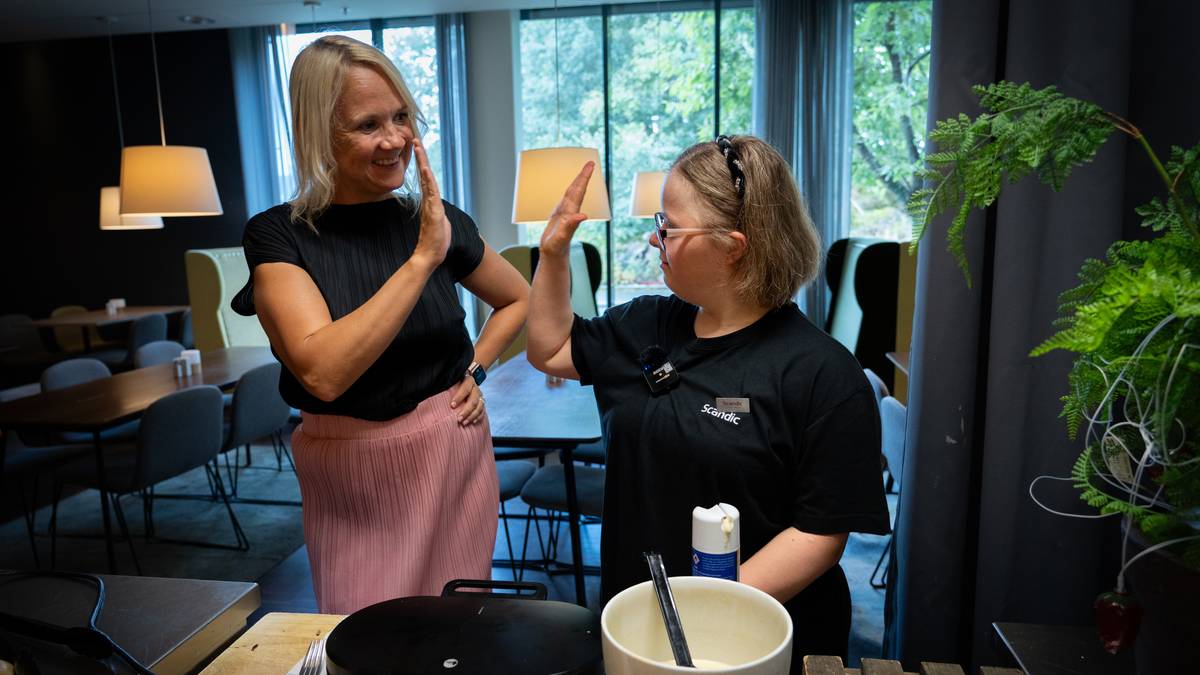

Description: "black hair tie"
714 135 746 199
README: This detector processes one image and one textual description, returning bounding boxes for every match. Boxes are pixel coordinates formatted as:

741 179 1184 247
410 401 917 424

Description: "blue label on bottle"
691 548 737 580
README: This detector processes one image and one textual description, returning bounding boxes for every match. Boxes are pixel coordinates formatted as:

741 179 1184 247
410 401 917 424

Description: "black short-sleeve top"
232 197 485 421
569 294 890 610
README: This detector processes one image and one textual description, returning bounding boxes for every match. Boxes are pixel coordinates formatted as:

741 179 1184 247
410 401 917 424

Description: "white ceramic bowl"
601 577 793 674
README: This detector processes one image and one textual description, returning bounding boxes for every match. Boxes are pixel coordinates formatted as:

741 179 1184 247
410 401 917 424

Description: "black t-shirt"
571 294 890 659
233 197 484 421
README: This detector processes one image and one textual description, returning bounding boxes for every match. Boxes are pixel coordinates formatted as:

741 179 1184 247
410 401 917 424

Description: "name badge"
715 397 750 413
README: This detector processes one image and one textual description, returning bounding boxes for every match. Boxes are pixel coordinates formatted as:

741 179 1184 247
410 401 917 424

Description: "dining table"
480 354 602 606
0 346 279 573
31 305 190 351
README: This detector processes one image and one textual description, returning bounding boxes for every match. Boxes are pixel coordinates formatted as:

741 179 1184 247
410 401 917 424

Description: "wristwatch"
467 361 486 385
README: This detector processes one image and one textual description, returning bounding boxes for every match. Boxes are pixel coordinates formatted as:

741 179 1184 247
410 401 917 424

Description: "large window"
519 1 755 310
850 1 933 241
284 19 445 191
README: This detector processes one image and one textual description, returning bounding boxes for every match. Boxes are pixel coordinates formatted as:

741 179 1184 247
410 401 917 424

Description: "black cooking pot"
325 580 602 674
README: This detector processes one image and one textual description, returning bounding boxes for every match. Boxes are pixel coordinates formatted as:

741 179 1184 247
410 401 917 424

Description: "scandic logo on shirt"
700 403 741 425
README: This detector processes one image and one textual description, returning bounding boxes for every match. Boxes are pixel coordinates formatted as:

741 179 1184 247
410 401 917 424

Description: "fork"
299 637 326 675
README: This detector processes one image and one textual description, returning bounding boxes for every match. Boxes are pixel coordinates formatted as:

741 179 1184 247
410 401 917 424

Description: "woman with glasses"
528 135 890 664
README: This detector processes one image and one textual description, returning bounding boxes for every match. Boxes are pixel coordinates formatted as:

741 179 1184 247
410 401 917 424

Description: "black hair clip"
639 345 680 394
715 135 746 199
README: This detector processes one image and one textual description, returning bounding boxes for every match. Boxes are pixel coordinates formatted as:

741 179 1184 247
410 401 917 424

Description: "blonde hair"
288 35 425 231
671 135 821 308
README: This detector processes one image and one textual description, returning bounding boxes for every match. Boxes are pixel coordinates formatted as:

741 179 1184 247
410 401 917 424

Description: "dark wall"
0 29 248 318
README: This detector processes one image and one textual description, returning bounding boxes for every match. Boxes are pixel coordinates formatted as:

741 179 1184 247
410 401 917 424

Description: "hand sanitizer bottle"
691 503 740 581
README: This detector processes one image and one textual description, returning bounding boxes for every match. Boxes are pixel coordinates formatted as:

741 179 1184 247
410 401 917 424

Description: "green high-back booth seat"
185 248 270 352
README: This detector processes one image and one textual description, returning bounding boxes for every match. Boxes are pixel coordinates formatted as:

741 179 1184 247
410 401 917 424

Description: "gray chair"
50 385 247 574
2 431 91 568
133 340 185 368
519 459 605 582
871 395 907 589
220 362 294 500
178 309 195 350
863 368 889 410
34 359 138 445
496 459 537 579
93 313 167 372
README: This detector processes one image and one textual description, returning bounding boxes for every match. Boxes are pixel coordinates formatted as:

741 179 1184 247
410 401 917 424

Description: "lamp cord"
553 0 561 145
146 0 166 145
105 18 125 150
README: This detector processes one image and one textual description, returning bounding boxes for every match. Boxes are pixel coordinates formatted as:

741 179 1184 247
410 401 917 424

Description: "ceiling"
0 0 625 43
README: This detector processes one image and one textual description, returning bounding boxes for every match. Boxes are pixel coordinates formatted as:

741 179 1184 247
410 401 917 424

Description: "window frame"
519 0 754 309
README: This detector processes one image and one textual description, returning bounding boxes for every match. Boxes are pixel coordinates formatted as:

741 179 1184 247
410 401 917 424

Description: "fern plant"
911 81 1200 570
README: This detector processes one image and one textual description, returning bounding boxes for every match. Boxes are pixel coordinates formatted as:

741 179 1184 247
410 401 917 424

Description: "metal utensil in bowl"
644 552 694 668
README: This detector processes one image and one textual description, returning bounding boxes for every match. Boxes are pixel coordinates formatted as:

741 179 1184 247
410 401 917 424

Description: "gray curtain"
435 13 478 337
752 0 852 330
229 26 294 219
436 13 473 214
884 0 1200 668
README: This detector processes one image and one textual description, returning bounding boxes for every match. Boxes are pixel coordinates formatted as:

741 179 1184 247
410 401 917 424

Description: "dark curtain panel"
882 0 1200 668
753 0 852 330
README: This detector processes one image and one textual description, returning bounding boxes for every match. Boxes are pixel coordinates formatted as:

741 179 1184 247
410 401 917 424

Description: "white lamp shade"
629 171 667 218
99 186 164 230
119 145 223 217
512 147 611 224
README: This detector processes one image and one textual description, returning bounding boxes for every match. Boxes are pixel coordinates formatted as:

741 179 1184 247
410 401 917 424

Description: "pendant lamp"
119 0 222 217
628 171 667 218
98 17 163 231
511 1 610 225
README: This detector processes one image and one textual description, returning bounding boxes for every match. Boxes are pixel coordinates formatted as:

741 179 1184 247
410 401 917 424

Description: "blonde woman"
232 36 530 614
528 136 890 663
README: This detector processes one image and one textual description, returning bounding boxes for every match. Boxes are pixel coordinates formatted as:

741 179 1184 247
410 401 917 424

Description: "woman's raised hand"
411 138 452 270
538 162 594 259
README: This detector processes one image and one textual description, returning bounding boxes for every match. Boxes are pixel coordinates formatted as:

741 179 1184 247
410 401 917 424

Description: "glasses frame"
652 212 711 266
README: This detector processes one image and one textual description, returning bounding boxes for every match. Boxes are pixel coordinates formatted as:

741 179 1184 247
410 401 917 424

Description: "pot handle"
440 579 548 601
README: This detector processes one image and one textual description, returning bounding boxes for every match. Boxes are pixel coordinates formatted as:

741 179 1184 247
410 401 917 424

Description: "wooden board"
200 612 345 674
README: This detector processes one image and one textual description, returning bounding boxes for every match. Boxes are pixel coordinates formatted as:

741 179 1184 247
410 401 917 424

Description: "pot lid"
325 594 602 674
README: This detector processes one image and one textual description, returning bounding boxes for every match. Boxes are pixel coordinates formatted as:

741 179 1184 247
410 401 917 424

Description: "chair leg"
110 493 142 576
223 452 240 498
208 463 249 550
870 535 893 590
499 500 519 580
278 431 297 473
49 480 64 570
242 444 252 468
17 477 40 569
142 486 157 541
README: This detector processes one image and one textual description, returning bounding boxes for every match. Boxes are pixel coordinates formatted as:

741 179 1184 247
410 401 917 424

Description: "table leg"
81 327 91 352
561 445 586 607
94 431 117 573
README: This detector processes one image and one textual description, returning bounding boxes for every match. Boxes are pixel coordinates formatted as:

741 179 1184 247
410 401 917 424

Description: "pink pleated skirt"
291 387 498 615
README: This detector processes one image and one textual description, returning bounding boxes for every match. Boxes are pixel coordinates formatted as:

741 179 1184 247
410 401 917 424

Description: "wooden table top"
886 350 910 376
201 612 345 674
0 346 276 432
31 305 189 328
481 355 601 447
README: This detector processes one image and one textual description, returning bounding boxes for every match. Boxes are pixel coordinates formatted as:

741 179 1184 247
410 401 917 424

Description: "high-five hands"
538 162 595 259
411 138 452 269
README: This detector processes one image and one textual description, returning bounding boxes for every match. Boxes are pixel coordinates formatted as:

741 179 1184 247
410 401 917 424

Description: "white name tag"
715 397 750 413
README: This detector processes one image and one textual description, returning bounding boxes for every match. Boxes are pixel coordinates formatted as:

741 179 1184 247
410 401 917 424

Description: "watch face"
471 365 486 385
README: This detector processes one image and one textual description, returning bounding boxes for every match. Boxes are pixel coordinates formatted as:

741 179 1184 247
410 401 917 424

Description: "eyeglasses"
652 212 711 265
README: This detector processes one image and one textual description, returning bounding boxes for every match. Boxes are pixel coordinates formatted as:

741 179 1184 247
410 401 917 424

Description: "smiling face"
331 64 415 204
649 169 740 306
